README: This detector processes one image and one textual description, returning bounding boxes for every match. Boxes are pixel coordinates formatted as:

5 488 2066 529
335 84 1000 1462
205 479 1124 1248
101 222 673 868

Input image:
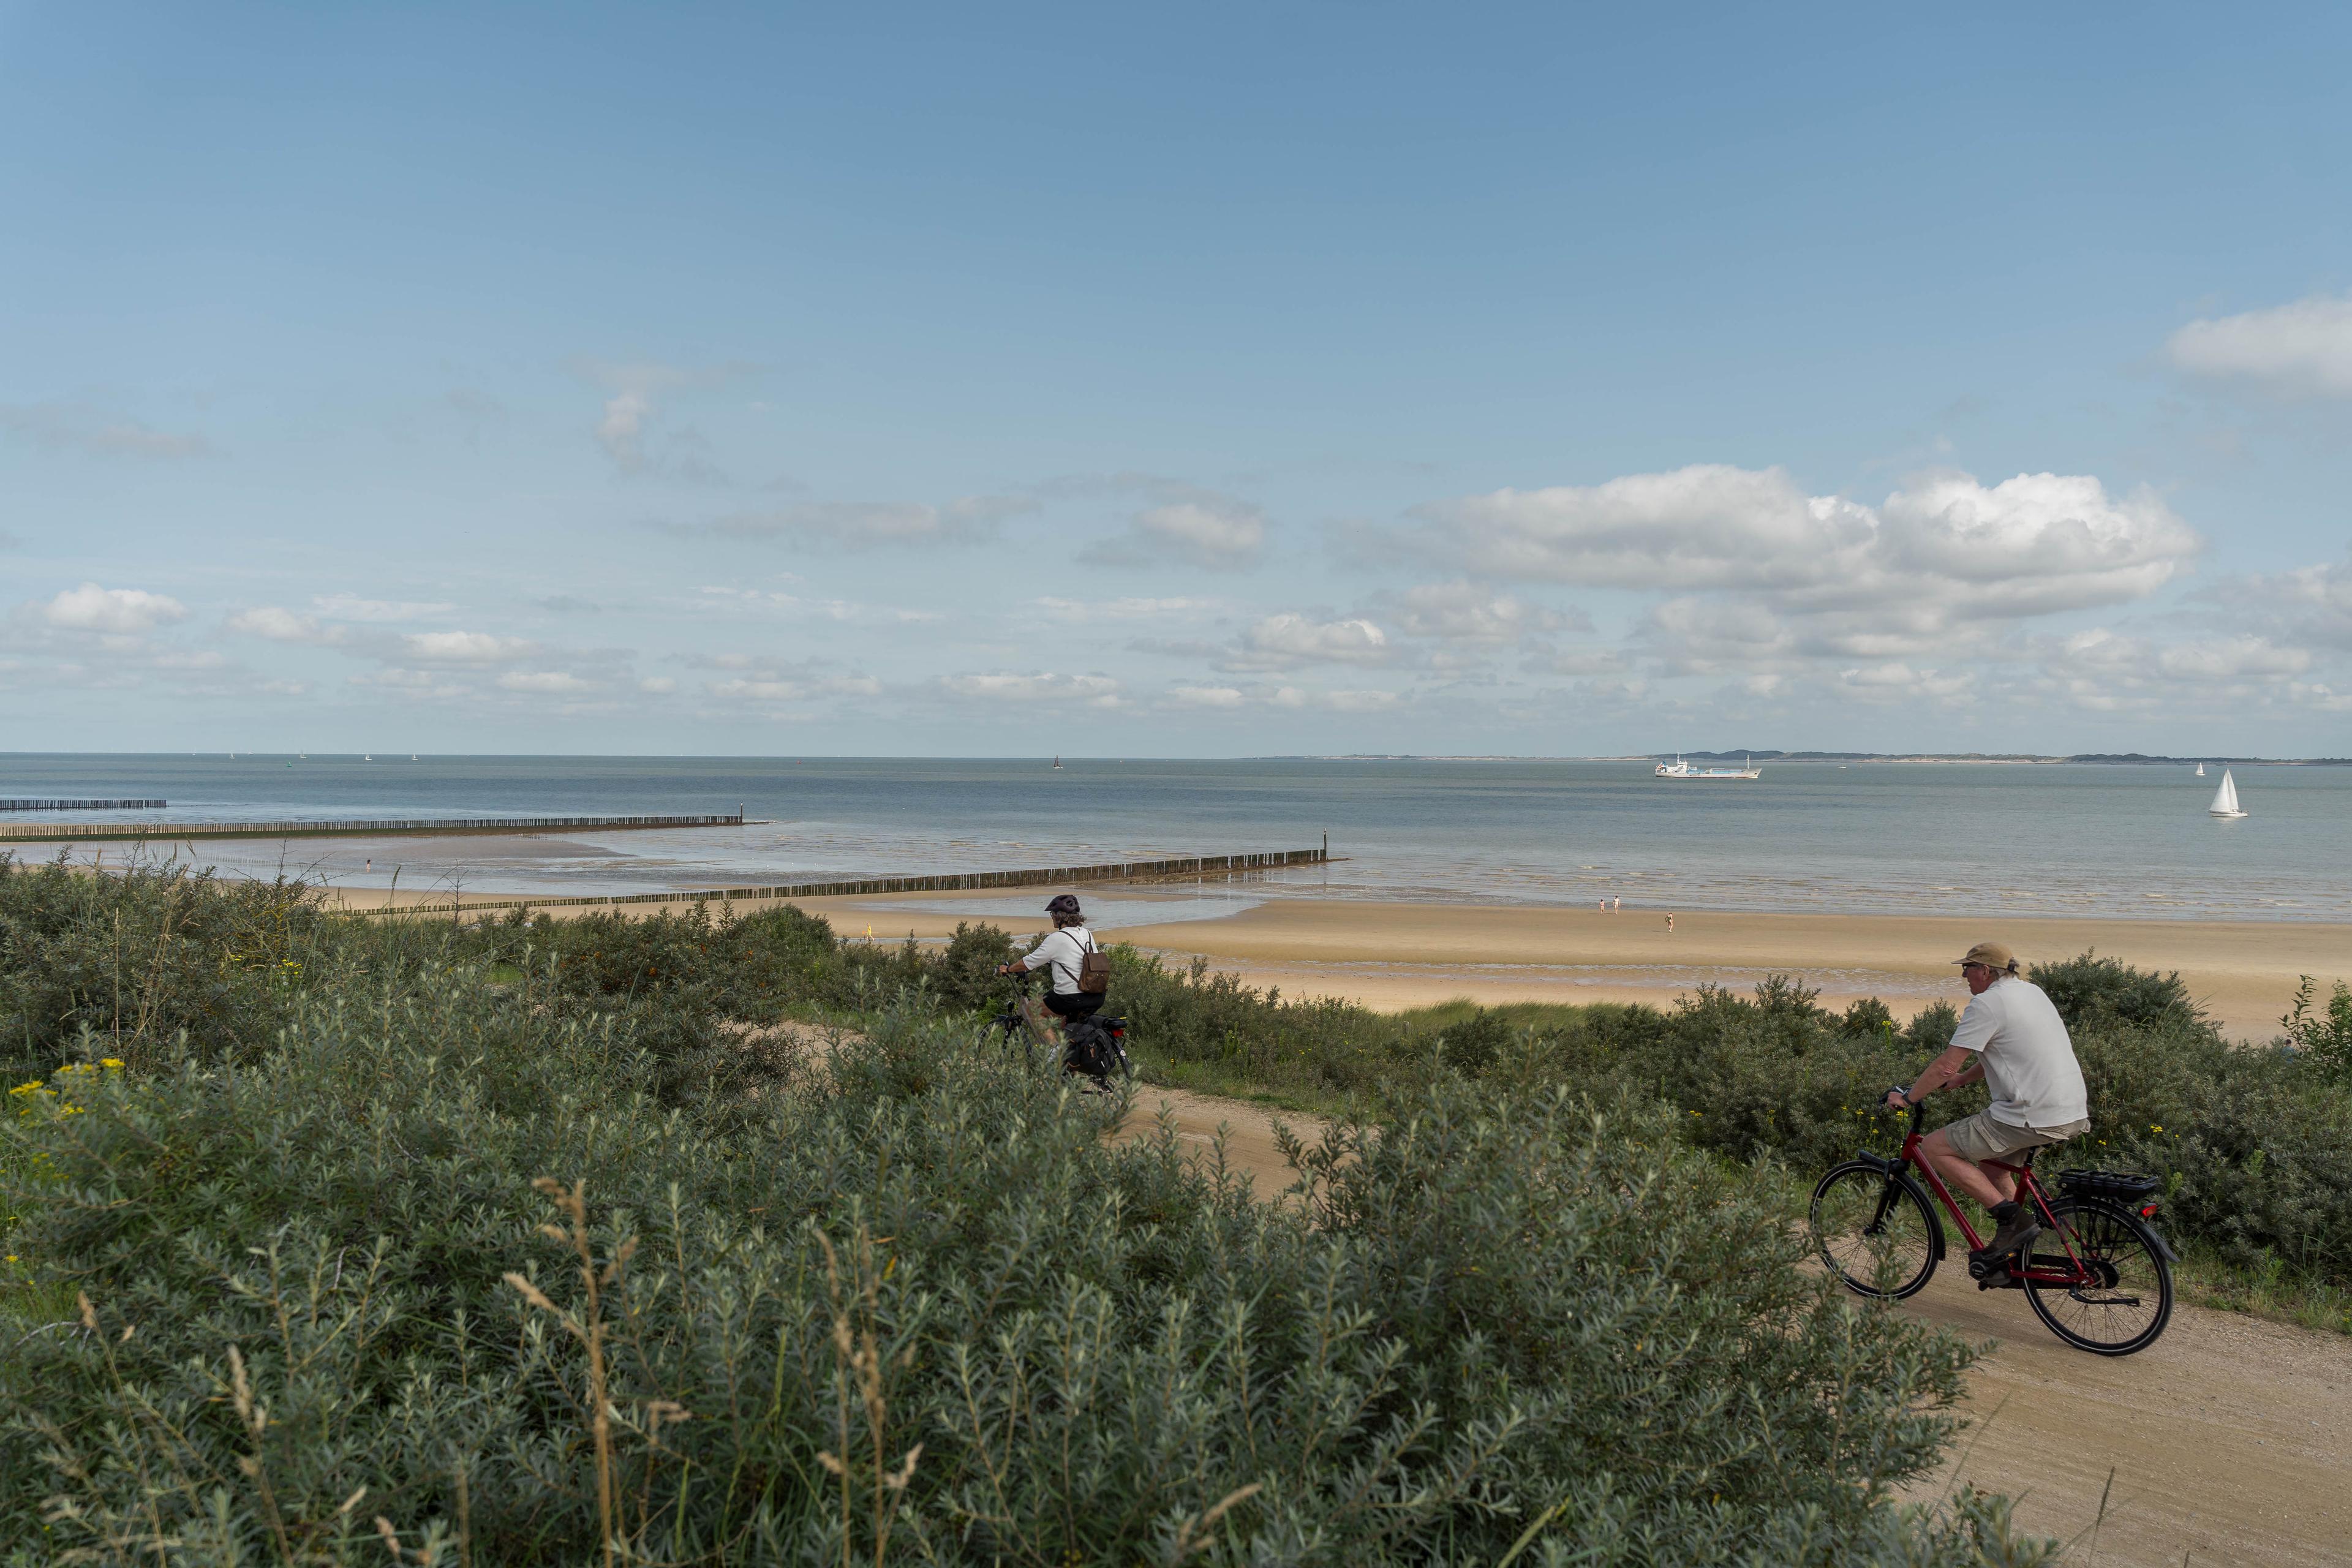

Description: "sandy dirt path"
1110 1085 2352 1568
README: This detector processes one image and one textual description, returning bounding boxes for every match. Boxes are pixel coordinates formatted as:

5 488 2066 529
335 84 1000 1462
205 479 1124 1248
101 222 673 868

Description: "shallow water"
3 754 2345 921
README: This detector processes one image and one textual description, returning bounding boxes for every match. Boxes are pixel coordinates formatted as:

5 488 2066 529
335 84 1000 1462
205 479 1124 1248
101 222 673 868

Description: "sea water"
2 754 2347 921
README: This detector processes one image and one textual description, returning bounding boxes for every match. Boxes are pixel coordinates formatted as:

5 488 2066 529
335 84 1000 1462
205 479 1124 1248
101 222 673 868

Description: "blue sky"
6 2 2351 756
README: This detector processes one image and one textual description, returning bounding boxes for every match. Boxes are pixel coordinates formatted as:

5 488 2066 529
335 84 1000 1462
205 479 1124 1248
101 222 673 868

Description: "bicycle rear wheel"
2024 1196 2173 1355
1810 1161 1940 1300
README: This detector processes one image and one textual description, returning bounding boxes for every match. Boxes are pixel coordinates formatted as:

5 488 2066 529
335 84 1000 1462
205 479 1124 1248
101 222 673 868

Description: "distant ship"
1655 753 1761 780
1052 755 1063 770
2208 769 2247 820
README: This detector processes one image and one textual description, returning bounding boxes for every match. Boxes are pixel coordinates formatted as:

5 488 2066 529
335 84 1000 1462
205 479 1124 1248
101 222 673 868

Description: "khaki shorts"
1943 1110 2091 1164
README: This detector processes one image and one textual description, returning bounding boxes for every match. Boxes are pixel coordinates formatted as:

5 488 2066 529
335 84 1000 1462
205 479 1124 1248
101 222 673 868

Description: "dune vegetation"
4 856 2340 1560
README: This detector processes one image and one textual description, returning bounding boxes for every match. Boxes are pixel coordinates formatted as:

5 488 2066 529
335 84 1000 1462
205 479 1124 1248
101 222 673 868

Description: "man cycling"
1883 941 2091 1269
996 893 1104 1044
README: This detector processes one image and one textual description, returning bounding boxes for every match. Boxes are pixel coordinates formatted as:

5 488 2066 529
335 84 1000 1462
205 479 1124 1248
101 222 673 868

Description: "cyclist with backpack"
998 891 1110 1031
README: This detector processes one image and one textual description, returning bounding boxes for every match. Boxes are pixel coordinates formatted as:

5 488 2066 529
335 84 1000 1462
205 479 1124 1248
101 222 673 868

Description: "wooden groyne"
0 798 167 812
353 846 1330 917
0 812 745 844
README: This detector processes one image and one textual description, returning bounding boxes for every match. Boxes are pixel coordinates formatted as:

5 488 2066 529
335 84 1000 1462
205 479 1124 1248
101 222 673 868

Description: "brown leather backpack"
1073 930 1112 994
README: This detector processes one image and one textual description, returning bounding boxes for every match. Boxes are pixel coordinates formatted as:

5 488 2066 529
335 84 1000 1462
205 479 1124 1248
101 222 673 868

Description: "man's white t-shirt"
1027 926 1096 995
1950 975 2089 1130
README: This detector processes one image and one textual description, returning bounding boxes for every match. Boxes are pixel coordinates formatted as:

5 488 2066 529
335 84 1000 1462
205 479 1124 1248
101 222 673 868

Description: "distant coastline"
1311 752 2352 766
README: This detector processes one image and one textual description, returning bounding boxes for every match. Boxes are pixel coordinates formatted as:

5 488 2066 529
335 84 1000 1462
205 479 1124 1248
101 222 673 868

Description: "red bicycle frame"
1893 1117 2095 1287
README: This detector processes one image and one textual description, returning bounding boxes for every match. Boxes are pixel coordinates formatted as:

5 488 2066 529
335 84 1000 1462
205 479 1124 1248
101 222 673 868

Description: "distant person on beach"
1612 896 1621 913
1883 941 2090 1268
1665 913 1673 932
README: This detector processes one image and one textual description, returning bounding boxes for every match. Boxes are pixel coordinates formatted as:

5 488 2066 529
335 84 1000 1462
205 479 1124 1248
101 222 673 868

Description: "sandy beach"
325 870 2349 1041
797 892 2341 1040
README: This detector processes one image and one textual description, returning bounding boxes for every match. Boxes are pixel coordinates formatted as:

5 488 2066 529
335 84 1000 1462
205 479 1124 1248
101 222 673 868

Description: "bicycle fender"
1901 1171 1949 1262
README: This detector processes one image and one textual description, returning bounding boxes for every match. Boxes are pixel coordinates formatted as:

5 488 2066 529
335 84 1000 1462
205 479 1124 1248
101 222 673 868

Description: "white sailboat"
2195 762 2205 777
2207 769 2246 819
364 753 374 763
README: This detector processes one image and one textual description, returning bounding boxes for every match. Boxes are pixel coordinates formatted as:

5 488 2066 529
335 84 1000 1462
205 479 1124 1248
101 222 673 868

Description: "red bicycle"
1809 1093 2176 1355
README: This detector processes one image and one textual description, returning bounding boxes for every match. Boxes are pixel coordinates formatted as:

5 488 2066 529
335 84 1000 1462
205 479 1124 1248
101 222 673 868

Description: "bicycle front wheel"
1811 1161 1940 1300
2025 1197 2173 1356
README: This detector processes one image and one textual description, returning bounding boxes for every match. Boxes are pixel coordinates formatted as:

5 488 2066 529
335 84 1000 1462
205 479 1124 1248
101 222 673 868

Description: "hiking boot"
1977 1201 2040 1265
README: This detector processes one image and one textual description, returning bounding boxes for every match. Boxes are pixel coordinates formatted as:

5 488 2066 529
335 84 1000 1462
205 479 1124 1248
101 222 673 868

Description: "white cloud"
42 583 189 633
228 607 345 644
1833 663 1973 702
1410 466 2193 627
709 673 884 702
596 391 654 469
2208 554 2352 652
697 586 869 620
658 494 1031 548
1080 490 1270 570
349 668 470 699
0 402 211 459
1033 595 1221 620
1221 613 1391 671
1526 647 1626 677
2166 293 2352 396
640 676 679 695
497 670 595 695
1166 685 1246 707
937 672 1121 706
1257 684 1406 712
2157 636 2312 682
2059 627 2314 685
402 630 538 664
1393 581 1572 643
313 595 454 623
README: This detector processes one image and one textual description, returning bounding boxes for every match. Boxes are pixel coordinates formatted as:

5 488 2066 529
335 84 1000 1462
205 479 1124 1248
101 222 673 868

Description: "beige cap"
1953 940 2017 973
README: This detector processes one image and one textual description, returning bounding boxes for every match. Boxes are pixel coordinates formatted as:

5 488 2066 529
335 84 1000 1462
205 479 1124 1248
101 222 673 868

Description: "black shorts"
1043 990 1102 1020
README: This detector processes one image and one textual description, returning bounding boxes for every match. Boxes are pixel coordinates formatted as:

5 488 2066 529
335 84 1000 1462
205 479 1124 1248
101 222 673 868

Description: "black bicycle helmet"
1045 893 1082 921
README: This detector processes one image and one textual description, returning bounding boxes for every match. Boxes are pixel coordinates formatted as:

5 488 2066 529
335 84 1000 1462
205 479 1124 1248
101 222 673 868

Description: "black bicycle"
989 973 1134 1092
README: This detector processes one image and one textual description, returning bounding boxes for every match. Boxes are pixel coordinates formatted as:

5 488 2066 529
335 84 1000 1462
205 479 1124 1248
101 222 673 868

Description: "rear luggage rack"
2057 1169 2160 1201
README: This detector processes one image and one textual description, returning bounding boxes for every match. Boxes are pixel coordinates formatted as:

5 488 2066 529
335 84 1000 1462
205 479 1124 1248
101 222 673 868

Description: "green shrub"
1434 1008 1510 1077
2280 975 2352 1084
0 854 334 1080
0 965 2041 1565
2029 951 2201 1032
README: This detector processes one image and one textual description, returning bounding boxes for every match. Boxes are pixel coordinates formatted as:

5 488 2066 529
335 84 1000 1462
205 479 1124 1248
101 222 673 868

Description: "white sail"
2195 762 2205 777
2208 770 2244 818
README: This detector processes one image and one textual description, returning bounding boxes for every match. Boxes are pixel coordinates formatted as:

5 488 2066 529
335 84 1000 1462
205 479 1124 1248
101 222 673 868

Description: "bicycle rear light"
2139 1202 2158 1218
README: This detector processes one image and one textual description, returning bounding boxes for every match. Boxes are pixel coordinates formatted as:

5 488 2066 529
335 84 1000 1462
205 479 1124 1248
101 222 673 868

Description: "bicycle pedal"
1975 1273 2021 1291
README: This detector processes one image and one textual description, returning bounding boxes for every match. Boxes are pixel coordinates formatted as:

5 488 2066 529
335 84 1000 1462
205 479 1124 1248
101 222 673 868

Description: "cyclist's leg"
1917 1125 2009 1209
1019 992 1063 1048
